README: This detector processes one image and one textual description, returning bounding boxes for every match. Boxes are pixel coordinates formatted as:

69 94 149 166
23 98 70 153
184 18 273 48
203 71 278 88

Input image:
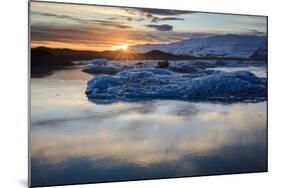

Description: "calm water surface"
31 67 267 187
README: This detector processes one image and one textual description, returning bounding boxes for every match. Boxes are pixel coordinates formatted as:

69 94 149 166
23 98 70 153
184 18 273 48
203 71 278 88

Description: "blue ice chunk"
86 68 267 102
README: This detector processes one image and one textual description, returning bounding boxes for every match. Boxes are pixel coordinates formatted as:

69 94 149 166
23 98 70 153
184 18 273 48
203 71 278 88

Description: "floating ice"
82 59 123 74
80 58 266 77
85 68 267 102
169 61 215 73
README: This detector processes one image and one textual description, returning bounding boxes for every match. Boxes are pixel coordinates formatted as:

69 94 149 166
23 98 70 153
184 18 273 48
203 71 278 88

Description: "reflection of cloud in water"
31 100 266 167
31 104 156 126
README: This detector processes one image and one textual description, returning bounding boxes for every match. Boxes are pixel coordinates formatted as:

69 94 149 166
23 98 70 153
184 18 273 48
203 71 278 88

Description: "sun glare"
112 44 128 51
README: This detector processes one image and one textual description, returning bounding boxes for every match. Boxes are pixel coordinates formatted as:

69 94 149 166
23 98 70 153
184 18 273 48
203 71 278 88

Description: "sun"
112 44 128 51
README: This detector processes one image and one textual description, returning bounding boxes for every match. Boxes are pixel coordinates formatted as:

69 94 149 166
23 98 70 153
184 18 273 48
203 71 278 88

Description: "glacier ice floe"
85 68 267 102
82 59 132 74
80 58 266 76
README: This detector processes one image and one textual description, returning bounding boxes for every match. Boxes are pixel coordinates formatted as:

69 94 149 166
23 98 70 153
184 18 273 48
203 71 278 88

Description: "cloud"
31 23 218 51
125 7 192 23
92 20 131 29
137 8 194 16
31 24 179 50
151 16 185 23
32 12 132 29
108 16 145 22
31 25 130 50
146 24 173 31
246 29 266 36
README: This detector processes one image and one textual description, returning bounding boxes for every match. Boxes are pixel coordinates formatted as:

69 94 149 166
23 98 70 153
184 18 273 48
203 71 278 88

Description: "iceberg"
169 61 214 73
85 68 267 102
81 58 266 76
82 59 123 74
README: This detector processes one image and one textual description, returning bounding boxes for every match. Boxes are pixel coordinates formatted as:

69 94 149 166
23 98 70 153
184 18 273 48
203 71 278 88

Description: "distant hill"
31 47 101 65
130 34 267 58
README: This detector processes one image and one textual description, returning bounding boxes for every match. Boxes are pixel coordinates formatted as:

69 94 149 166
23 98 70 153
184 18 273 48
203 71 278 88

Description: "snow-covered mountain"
130 34 267 58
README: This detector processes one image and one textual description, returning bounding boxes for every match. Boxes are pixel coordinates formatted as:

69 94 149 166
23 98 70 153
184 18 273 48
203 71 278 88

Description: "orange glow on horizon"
31 40 163 52
111 44 129 51
31 41 111 51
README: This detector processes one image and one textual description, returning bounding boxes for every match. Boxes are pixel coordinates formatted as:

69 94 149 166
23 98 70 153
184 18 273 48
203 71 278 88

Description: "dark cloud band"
151 16 185 23
32 12 132 29
137 8 194 16
146 24 173 31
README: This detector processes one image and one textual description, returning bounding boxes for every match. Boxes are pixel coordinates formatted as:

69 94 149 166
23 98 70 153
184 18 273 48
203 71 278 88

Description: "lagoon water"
30 66 267 186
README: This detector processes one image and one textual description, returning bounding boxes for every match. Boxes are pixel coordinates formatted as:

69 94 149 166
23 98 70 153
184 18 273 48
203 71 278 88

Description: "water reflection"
31 77 267 187
45 66 92 80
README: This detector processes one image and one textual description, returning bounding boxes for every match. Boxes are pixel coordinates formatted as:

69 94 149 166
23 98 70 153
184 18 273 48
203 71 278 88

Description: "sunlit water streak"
30 66 267 187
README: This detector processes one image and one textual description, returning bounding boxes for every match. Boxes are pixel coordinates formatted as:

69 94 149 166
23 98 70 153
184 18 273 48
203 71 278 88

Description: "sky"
30 1 267 51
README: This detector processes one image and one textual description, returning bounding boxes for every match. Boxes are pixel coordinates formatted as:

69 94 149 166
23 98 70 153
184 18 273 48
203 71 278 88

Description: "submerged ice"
86 68 267 102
